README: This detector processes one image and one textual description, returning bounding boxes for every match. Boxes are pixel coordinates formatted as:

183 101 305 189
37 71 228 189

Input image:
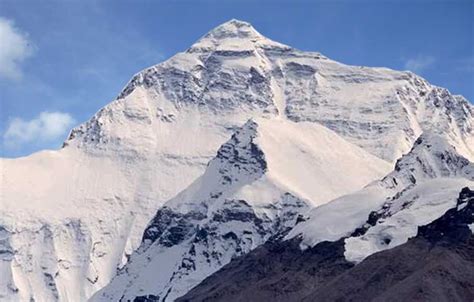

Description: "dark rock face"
133 294 160 302
178 187 474 302
304 237 473 302
419 187 473 244
176 238 352 302
142 207 206 248
214 120 267 180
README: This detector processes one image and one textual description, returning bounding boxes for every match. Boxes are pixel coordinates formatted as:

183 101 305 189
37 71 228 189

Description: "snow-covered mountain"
0 19 473 302
287 132 474 261
91 117 389 301
66 20 473 163
100 125 473 302
178 187 474 302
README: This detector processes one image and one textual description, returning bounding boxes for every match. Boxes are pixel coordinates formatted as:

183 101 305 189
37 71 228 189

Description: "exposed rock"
178 187 474 302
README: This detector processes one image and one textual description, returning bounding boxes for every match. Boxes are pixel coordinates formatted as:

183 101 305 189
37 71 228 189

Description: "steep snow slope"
0 148 185 301
1 19 473 301
288 132 474 262
92 118 389 301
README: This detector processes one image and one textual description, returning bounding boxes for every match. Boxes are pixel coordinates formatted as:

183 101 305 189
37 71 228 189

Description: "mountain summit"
67 19 473 163
197 19 265 41
188 19 292 53
0 20 472 302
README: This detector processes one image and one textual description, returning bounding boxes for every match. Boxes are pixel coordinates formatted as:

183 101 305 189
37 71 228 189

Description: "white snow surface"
0 19 473 301
344 178 471 262
287 133 474 262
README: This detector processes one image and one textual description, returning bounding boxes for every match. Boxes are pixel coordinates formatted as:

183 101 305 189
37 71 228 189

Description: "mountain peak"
188 19 291 52
204 19 262 41
381 131 474 190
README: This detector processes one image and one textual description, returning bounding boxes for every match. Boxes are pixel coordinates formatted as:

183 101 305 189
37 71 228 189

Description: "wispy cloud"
0 17 35 80
404 55 436 74
3 111 75 148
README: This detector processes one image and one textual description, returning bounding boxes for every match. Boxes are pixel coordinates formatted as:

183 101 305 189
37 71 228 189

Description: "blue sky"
0 0 473 158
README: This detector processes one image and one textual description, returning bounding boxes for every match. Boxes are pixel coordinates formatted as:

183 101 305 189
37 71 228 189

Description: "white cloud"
3 111 75 147
403 55 436 74
0 17 34 80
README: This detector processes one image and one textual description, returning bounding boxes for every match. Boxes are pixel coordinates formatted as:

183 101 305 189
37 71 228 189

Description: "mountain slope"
67 19 473 163
0 19 473 301
288 132 474 258
92 117 389 301
175 133 474 300
303 187 474 302
177 188 474 302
